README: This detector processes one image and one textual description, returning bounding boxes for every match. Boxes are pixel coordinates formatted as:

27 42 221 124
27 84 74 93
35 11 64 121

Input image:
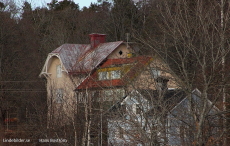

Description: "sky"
19 0 99 9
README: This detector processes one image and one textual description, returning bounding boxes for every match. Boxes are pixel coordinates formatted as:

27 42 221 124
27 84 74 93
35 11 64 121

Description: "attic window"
57 65 62 78
119 50 123 55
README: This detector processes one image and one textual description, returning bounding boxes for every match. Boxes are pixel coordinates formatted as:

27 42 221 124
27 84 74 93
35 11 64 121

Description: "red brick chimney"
89 33 106 48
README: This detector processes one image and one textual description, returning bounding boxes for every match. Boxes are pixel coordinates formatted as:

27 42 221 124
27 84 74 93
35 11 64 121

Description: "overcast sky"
17 0 99 9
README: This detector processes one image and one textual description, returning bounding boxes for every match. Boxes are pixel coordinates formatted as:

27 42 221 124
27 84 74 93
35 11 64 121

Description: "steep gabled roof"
52 44 91 73
107 89 220 117
138 89 186 114
170 88 220 113
39 41 123 77
72 41 123 73
76 56 153 90
106 89 185 118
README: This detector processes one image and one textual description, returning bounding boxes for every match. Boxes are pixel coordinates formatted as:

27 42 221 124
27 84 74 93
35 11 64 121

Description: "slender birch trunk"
220 0 227 145
87 90 92 146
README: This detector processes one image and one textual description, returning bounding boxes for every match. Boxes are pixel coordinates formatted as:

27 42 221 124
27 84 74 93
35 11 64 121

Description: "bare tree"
134 0 230 145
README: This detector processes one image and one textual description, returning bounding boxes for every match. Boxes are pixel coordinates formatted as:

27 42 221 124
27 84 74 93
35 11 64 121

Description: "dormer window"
98 68 121 80
98 71 108 80
111 70 121 79
57 65 62 78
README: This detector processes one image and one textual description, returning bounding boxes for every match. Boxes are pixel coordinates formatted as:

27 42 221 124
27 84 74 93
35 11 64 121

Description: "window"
98 69 121 80
103 89 125 101
120 104 126 114
77 92 85 103
98 71 108 80
56 65 62 78
136 104 141 114
133 104 141 114
56 88 63 103
103 90 113 101
115 127 124 138
151 68 160 78
111 70 121 79
116 89 125 97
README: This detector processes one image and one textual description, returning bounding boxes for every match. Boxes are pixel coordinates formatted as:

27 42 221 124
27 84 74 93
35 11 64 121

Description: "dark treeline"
0 0 156 85
0 0 155 144
1 0 230 145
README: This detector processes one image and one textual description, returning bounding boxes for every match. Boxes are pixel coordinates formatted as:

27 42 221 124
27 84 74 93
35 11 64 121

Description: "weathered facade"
39 33 178 145
108 89 222 146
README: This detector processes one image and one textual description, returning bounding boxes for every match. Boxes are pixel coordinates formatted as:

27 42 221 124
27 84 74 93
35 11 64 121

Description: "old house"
39 33 177 145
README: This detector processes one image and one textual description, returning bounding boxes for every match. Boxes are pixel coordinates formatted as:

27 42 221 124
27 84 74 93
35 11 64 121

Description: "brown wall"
129 56 179 91
46 56 78 125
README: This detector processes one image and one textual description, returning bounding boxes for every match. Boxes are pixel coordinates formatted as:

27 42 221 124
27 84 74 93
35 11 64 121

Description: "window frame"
111 70 121 79
56 65 62 78
98 68 121 80
98 71 108 80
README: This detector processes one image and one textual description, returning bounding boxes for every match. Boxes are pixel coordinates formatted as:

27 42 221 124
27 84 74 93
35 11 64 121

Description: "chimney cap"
89 33 106 48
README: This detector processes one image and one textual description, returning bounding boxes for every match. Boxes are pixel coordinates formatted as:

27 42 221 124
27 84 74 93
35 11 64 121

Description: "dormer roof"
76 56 153 90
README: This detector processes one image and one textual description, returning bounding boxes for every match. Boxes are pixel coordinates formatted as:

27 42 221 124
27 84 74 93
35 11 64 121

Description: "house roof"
39 41 123 76
138 89 186 113
140 89 220 116
106 89 185 117
76 56 153 90
71 41 123 73
52 44 91 73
